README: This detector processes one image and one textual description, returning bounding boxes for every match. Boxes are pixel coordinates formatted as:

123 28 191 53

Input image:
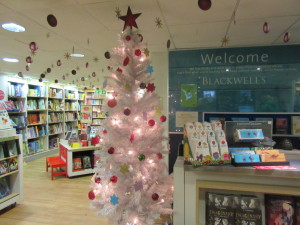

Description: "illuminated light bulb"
128 151 133 155
161 199 165 203
140 57 145 62
100 138 103 142
108 93 114 99
135 117 139 121
136 129 141 134
149 159 153 164
142 176 145 180
134 218 138 224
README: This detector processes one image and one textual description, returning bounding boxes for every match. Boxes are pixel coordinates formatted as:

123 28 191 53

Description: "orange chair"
46 156 67 180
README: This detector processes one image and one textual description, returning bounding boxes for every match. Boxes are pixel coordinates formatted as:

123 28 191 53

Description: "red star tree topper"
89 6 173 225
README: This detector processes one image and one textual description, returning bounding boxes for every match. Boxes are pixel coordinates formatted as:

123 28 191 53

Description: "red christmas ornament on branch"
88 190 95 200
146 83 156 92
108 147 115 154
130 133 135 143
123 56 129 66
110 176 118 183
160 115 167 122
135 49 141 56
148 119 155 127
124 108 131 116
95 177 101 183
126 35 131 41
152 193 159 201
108 98 117 108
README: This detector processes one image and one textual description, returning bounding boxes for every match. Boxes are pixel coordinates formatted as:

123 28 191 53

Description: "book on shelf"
48 112 63 123
73 157 82 170
49 123 62 135
7 157 18 171
0 177 11 199
10 115 26 127
0 144 4 158
28 85 46 97
27 139 43 154
291 116 300 135
82 155 92 169
275 118 288 134
4 101 18 112
28 114 39 124
22 142 28 156
49 136 59 149
8 83 23 97
65 112 77 121
0 160 9 175
7 140 19 156
39 113 47 124
48 99 62 111
38 99 46 110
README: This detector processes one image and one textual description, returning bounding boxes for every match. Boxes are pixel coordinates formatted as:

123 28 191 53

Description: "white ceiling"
0 0 300 87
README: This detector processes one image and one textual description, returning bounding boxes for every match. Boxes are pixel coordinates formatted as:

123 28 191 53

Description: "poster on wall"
0 102 12 130
176 111 198 127
81 105 92 124
180 84 197 107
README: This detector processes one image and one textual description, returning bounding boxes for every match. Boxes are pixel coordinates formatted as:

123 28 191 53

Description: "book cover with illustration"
275 118 288 134
265 194 296 225
206 193 234 225
73 157 83 170
0 177 11 199
235 195 262 225
291 116 300 135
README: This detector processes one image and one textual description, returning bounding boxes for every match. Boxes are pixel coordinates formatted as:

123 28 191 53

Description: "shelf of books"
64 88 79 135
0 133 23 211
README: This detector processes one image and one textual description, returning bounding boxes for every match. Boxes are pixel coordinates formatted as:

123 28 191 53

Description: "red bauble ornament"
25 65 29 71
123 56 129 66
57 60 62 66
284 32 290 43
26 56 32 63
198 0 212 10
152 193 159 201
116 68 122 73
124 108 131 116
160 115 167 122
47 68 51 73
157 153 163 160
108 147 115 154
103 130 107 135
104 51 111 59
135 49 141 56
40 74 46 78
81 77 85 81
47 14 57 27
55 79 58 83
148 119 155 127
146 83 156 92
29 42 38 51
71 70 76 75
95 177 101 183
130 133 135 143
108 98 117 108
18 72 23 77
110 176 118 183
263 22 269 34
88 190 95 200
126 35 131 41
92 72 96 77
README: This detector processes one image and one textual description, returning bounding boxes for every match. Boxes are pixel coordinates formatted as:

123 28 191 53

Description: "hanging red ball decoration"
18 72 23 78
62 75 66 80
29 42 38 51
135 49 141 56
39 78 43 82
104 51 111 59
57 60 62 66
95 177 101 183
26 56 32 63
103 130 107 135
160 115 167 122
124 108 131 116
152 193 159 201
108 147 115 154
263 22 269 34
157 153 163 160
198 0 212 11
85 62 89 68
167 39 171 49
40 74 46 78
284 32 290 43
92 72 96 77
81 77 85 81
125 35 131 41
47 14 57 27
108 98 117 108
71 70 76 75
88 190 95 200
148 119 155 127
110 176 118 183
25 65 29 71
130 133 135 143
47 68 51 73
123 56 129 66
55 79 58 83
116 68 122 73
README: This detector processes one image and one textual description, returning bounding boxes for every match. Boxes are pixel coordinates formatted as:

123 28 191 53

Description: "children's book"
73 157 82 170
82 155 91 169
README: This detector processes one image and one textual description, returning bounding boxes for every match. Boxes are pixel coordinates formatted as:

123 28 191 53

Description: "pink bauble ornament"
160 115 167 122
29 42 38 51
108 147 115 154
284 32 290 43
103 130 107 135
123 56 129 66
198 0 211 10
110 176 118 183
57 60 62 66
152 193 159 201
148 119 155 127
25 65 29 71
92 72 96 77
108 98 117 108
135 49 141 56
18 72 23 77
263 22 269 33
81 77 85 81
124 108 131 116
88 190 95 200
95 177 101 183
26 56 32 63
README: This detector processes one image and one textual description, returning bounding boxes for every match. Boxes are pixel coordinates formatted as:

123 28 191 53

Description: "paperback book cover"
275 118 288 134
0 177 11 199
235 195 262 225
206 193 234 225
82 155 92 169
291 116 300 135
265 194 296 225
73 157 82 170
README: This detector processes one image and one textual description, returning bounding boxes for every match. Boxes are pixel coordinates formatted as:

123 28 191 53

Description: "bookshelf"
64 88 79 135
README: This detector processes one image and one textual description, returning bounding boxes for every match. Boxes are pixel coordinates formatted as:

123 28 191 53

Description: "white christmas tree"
88 7 173 225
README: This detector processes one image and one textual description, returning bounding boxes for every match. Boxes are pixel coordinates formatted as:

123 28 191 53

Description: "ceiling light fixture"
70 53 85 58
2 22 25 32
3 58 19 62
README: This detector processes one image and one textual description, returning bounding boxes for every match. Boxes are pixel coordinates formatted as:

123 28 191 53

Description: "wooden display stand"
59 140 101 177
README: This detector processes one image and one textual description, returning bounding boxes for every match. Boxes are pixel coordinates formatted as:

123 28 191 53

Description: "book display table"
59 140 101 178
173 156 300 225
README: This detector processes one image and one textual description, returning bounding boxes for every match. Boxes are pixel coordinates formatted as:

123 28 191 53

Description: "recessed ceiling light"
2 23 25 32
3 58 19 62
70 53 84 58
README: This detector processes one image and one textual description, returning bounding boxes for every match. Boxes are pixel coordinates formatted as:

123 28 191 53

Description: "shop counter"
173 156 300 225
